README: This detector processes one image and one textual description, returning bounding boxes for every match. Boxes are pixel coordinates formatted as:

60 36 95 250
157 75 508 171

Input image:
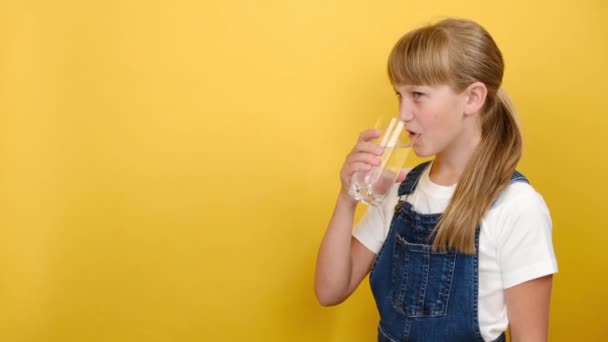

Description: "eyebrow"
396 84 432 91
393 85 416 93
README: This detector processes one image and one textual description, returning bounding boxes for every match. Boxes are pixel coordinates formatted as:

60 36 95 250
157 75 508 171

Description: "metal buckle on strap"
395 199 406 214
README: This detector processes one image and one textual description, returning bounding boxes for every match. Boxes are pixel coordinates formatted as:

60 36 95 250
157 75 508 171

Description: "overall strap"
490 170 529 208
397 161 432 197
510 170 529 184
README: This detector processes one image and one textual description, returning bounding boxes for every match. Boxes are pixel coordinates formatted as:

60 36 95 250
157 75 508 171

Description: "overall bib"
370 161 528 342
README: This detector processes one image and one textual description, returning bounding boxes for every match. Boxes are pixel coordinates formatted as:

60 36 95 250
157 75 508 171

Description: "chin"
412 146 434 158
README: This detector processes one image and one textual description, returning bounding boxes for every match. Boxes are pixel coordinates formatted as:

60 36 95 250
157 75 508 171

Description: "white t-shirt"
353 164 558 342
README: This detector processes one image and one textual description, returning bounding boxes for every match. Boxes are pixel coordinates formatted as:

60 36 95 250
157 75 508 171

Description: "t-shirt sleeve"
495 185 558 289
352 185 398 254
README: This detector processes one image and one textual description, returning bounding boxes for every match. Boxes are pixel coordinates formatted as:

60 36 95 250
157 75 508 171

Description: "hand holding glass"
348 117 412 206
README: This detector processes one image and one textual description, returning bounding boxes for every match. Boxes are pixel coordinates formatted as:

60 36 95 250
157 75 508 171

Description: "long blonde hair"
388 18 522 254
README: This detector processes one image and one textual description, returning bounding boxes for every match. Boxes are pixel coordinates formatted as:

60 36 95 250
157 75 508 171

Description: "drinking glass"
348 116 413 206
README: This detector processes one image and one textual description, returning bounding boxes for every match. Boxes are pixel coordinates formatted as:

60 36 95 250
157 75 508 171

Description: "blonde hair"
388 18 522 254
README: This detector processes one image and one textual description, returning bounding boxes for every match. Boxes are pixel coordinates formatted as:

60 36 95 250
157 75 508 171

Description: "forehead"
393 83 448 92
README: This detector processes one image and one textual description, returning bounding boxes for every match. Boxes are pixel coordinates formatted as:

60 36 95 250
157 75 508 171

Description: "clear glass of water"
348 116 413 206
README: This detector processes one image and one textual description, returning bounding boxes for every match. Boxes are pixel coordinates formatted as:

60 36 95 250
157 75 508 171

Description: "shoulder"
482 181 552 242
492 181 549 216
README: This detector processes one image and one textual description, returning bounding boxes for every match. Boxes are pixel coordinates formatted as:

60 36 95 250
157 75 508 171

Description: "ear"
463 82 488 116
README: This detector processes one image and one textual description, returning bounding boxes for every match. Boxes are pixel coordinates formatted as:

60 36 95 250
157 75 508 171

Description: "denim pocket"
388 233 456 317
377 324 398 342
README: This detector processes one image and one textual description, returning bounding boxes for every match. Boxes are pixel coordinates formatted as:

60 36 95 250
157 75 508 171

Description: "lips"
406 128 419 141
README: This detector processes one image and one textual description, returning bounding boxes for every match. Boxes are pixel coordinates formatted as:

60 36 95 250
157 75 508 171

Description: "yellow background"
1 0 606 341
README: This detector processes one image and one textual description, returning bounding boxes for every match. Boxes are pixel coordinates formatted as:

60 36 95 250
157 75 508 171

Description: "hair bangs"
387 26 451 87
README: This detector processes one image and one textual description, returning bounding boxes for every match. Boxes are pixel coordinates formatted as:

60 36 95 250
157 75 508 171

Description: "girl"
314 18 557 342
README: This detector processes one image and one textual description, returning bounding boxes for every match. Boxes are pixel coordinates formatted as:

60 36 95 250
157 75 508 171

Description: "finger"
344 162 373 176
352 141 384 155
357 128 382 142
396 170 406 183
395 168 411 183
347 153 382 166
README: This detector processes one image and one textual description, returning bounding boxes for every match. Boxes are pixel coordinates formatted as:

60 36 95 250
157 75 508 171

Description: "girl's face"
394 83 471 158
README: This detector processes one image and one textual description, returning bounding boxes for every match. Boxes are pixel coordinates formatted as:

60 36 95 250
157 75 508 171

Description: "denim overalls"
369 161 528 342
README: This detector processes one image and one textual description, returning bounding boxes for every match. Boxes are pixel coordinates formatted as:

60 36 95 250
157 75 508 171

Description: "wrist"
337 190 358 209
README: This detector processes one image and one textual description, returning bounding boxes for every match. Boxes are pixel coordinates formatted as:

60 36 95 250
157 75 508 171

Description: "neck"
430 131 481 186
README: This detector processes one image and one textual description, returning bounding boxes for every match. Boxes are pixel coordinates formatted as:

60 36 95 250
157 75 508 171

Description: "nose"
398 99 414 122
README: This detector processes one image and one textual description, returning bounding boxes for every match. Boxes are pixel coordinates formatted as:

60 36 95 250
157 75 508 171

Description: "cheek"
421 111 441 130
420 109 453 142
421 102 444 126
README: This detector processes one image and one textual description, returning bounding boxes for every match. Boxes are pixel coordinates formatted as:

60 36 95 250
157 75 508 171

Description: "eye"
395 92 402 102
412 91 424 99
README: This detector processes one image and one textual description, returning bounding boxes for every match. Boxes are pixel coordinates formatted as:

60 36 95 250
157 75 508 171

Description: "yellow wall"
1 0 606 341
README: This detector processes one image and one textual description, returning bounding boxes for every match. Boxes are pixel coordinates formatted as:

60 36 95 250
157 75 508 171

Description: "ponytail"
431 88 522 253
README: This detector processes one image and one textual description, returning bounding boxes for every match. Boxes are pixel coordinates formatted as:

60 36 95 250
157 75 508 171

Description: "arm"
496 186 557 341
314 193 377 306
505 275 553 342
314 128 392 306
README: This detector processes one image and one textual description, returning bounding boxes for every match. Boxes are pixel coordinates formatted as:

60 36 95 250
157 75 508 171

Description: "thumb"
396 169 408 183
